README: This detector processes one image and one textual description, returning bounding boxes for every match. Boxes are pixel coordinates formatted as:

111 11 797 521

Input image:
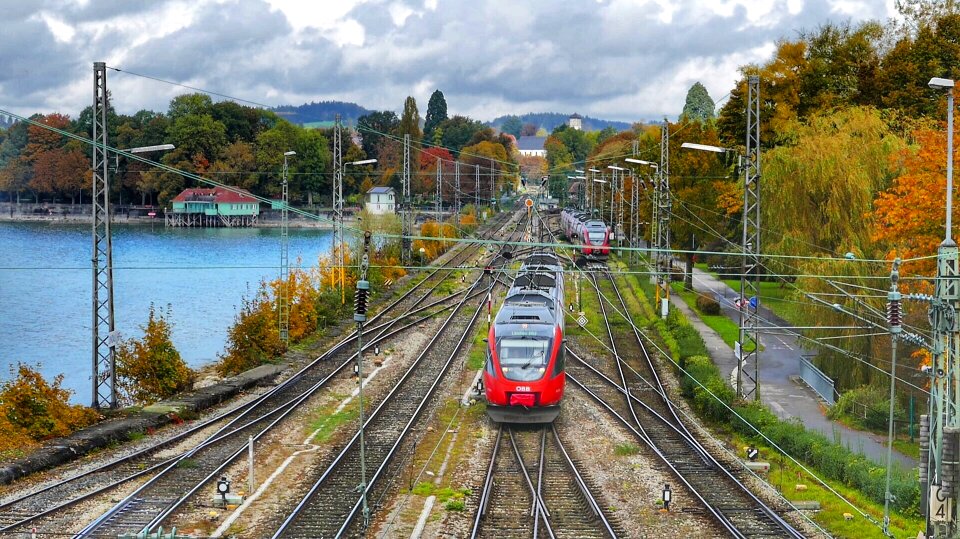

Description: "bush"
695 294 722 315
731 400 920 515
116 304 194 405
0 363 99 448
829 385 905 431
218 282 285 376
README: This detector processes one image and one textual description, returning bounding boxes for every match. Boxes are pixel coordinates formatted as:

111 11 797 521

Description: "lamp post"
626 158 658 263
681 141 755 398
588 169 601 217
925 76 958 538
608 165 628 250
335 158 377 304
279 150 296 344
92 142 174 410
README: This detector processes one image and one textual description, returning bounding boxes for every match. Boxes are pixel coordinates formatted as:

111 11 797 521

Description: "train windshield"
588 231 607 244
497 337 552 382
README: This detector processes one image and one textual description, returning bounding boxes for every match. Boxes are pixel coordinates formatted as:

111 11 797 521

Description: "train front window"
588 231 606 245
497 338 551 382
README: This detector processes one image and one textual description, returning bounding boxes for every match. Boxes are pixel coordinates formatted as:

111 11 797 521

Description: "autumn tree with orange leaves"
873 124 958 282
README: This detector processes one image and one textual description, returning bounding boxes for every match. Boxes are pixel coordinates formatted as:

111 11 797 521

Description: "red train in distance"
483 252 566 423
560 208 611 260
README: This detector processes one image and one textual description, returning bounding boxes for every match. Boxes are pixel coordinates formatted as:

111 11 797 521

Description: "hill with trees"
272 101 371 126
488 112 633 136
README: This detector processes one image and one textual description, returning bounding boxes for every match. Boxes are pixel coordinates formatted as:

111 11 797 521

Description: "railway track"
471 424 620 539
1 210 520 538
534 208 803 538
269 213 529 538
570 269 803 538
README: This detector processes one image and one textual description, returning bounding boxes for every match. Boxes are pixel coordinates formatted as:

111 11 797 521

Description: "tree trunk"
684 251 694 291
308 191 313 206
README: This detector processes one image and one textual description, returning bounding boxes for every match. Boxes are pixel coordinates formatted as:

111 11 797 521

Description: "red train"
483 252 566 423
560 208 611 259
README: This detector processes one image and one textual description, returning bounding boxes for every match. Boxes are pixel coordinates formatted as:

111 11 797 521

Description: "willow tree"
763 106 905 388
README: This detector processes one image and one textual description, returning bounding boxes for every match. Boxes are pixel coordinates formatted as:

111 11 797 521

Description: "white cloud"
0 0 906 122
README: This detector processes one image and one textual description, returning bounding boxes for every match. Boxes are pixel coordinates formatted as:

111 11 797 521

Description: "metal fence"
799 356 836 405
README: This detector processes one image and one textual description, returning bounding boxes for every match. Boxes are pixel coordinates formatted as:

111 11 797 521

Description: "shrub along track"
470 423 621 539
564 268 804 538
266 214 529 538
0 209 521 538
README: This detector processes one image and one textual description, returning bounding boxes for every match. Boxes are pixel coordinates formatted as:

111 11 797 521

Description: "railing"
799 356 836 405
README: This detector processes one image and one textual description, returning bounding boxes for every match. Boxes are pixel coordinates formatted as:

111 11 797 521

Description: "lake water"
0 222 332 404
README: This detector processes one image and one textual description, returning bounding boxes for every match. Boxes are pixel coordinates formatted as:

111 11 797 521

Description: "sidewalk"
669 266 916 469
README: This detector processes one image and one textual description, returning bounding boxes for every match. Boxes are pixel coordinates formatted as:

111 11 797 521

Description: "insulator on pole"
921 414 930 484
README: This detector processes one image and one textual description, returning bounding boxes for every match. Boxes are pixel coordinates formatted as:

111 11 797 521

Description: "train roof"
513 271 557 290
525 252 560 266
584 220 607 229
494 302 557 325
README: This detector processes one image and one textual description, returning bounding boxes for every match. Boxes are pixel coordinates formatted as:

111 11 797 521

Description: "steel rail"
69 215 518 539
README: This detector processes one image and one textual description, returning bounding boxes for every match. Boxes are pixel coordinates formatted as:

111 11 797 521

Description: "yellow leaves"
0 363 98 448
115 305 194 405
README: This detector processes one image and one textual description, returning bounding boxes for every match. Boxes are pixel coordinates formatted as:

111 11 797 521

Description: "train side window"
485 349 496 376
553 344 565 376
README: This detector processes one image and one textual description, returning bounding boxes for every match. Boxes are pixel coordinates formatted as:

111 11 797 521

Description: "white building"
568 113 583 130
364 186 396 215
516 136 547 157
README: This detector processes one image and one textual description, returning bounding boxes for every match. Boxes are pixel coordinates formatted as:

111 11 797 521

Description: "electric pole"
654 118 671 319
739 75 762 401
333 114 345 304
279 150 294 344
354 231 373 528
923 76 960 539
436 157 442 242
401 134 412 264
91 61 117 409
475 164 480 210
454 160 461 228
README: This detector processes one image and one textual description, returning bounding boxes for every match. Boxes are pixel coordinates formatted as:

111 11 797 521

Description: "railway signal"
662 484 672 511
747 446 759 461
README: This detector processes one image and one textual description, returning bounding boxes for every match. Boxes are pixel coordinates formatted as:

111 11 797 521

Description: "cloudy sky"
1 0 898 123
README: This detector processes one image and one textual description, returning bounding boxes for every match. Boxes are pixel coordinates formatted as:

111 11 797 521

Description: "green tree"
501 116 522 137
357 110 400 161
399 96 422 144
209 141 259 192
423 89 448 143
212 101 265 143
295 128 331 205
116 304 194 405
255 121 299 198
168 114 228 164
680 82 716 122
439 115 484 155
168 93 214 121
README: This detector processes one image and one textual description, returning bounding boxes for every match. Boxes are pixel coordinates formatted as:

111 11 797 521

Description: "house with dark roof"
568 113 583 130
365 186 396 215
167 187 260 227
517 136 547 157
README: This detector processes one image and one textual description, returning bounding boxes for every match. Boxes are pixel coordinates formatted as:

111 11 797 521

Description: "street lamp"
930 77 955 240
114 144 176 206
924 76 955 538
335 158 378 304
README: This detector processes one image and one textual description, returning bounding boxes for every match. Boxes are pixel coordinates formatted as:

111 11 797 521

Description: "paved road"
670 266 916 469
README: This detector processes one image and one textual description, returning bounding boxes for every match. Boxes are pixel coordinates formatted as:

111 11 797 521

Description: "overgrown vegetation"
658 283 921 518
115 304 194 405
0 363 99 457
